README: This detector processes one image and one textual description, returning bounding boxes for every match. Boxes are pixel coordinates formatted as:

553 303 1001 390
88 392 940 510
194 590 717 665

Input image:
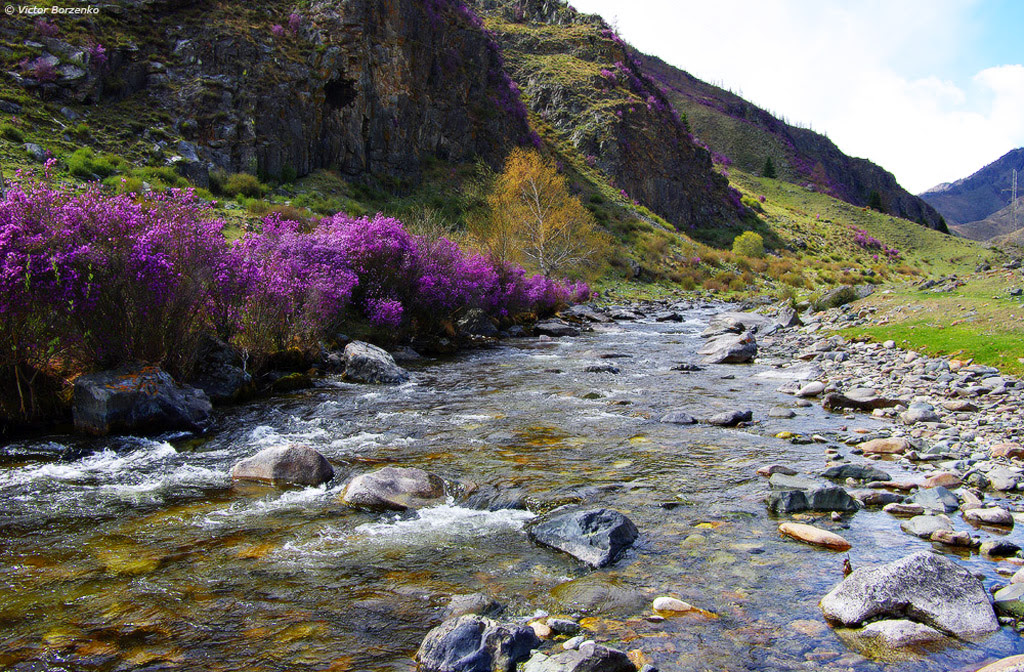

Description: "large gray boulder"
458 308 499 337
528 508 638 568
820 551 998 638
230 445 333 486
768 473 860 514
73 365 212 436
341 466 447 511
343 341 409 384
698 332 757 364
415 614 540 672
908 486 960 513
523 641 636 672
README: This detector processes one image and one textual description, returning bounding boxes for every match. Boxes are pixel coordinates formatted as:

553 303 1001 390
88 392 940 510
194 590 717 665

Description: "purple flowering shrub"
1 177 588 416
851 227 900 260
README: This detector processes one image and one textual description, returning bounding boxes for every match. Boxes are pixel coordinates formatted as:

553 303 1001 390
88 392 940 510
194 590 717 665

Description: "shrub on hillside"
732 231 764 258
67 148 121 179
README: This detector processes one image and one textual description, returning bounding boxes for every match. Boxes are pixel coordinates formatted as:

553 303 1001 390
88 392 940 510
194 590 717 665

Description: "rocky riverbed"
2 299 1024 671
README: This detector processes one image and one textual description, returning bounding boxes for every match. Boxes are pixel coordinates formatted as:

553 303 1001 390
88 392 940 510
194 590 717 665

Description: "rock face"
416 614 540 672
819 551 999 639
342 467 447 510
73 365 212 435
45 0 531 186
343 341 410 384
528 508 638 568
230 445 334 486
699 332 757 364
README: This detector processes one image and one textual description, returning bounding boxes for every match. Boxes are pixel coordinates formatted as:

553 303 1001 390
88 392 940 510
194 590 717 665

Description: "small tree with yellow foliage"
475 148 607 277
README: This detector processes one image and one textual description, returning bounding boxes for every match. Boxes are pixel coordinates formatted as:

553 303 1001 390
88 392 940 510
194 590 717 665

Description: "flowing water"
2 306 1023 671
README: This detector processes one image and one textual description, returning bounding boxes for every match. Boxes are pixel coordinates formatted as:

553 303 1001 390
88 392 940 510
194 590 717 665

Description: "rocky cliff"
638 54 948 233
3 0 532 184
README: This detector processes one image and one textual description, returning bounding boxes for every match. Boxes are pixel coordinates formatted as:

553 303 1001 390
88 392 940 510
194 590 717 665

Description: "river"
2 304 1022 671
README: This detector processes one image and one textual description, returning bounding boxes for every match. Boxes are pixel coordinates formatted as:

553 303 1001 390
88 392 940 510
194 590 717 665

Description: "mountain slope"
637 54 948 233
474 0 738 231
952 197 1024 241
921 147 1024 229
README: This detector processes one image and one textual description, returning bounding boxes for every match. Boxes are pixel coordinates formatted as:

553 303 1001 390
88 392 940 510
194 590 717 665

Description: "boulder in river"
230 445 334 486
899 515 953 539
343 341 410 384
822 389 899 412
444 593 503 619
342 466 447 511
528 508 638 568
858 437 911 454
416 614 540 672
698 332 757 364
704 409 753 427
522 641 636 672
458 308 500 338
821 464 891 482
534 320 580 338
908 486 959 513
73 365 212 436
659 410 696 425
819 550 999 639
964 507 1014 527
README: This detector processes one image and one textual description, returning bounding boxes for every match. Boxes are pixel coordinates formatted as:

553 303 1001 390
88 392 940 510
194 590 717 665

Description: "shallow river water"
2 306 1023 671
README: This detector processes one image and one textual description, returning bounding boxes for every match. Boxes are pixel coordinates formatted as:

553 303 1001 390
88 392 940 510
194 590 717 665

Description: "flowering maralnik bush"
0 181 231 381
851 227 900 260
0 177 588 420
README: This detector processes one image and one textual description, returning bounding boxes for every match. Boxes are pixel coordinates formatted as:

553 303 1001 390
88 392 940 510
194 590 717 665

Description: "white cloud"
571 0 1024 193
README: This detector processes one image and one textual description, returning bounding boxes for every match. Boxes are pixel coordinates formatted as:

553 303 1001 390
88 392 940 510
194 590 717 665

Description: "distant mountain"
636 54 948 232
953 197 1024 241
920 148 1024 230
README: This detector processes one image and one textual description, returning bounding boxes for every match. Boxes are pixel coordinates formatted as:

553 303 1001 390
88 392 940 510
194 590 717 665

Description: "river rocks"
923 471 961 489
73 365 212 436
528 508 638 568
561 304 612 324
458 308 500 337
534 320 580 338
768 406 795 418
819 551 999 638
858 437 911 454
883 503 925 516
768 474 860 514
901 402 940 424
821 464 891 482
779 522 851 550
900 515 953 539
415 614 540 672
855 619 948 647
757 464 798 477
444 594 503 619
698 332 757 364
659 410 696 425
930 529 976 547
988 467 1021 492
797 381 826 397
342 467 447 511
964 507 1014 527
704 409 752 427
343 341 410 384
975 655 1024 672
584 364 620 374
994 584 1024 618
189 336 253 403
652 596 695 613
230 445 334 486
991 443 1024 459
908 486 959 513
822 389 899 412
980 540 1021 558
522 641 636 672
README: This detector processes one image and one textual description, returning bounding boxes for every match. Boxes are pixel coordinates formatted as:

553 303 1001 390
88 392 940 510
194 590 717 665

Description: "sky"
570 0 1024 193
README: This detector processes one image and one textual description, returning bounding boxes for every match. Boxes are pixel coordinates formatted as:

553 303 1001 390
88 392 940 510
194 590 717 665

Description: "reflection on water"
2 307 1022 671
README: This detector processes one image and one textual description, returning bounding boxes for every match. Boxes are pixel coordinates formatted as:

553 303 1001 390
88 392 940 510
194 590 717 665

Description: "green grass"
837 274 1024 375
